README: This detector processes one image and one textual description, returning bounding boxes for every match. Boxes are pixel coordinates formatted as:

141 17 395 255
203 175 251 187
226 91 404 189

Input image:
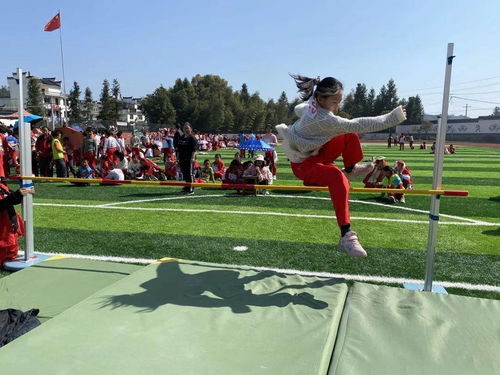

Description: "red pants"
291 133 363 227
265 151 276 176
0 212 23 266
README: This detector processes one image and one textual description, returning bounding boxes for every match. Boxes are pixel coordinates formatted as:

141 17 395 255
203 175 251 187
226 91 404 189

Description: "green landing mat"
329 283 500 375
0 257 143 322
0 259 348 375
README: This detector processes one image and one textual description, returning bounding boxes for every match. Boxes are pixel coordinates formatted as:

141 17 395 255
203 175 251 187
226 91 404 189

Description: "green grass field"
2 144 500 300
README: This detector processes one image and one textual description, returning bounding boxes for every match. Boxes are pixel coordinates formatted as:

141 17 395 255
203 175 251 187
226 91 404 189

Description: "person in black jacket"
0 183 34 267
176 123 198 194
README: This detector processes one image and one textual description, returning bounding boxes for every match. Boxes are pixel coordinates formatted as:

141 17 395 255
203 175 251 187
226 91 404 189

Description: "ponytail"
290 74 320 101
290 74 343 101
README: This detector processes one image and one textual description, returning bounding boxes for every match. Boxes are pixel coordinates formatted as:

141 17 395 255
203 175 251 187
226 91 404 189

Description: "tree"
365 88 376 116
352 83 368 117
275 91 289 124
111 79 122 121
112 79 121 99
140 86 176 125
26 78 44 116
493 106 500 116
67 81 82 124
83 87 93 121
373 79 399 115
0 85 9 98
405 95 424 124
98 79 118 124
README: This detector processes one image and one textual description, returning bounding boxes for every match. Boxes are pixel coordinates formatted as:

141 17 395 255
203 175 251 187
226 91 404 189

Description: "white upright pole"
17 68 35 260
423 43 455 292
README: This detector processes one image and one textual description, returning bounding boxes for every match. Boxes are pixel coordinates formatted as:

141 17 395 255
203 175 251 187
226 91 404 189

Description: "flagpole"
58 10 67 125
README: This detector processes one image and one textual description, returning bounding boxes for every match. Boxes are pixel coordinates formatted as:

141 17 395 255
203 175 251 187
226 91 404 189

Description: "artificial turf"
2 144 500 300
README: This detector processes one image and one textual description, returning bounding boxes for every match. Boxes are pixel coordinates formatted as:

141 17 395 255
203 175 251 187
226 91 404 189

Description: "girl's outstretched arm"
320 106 406 135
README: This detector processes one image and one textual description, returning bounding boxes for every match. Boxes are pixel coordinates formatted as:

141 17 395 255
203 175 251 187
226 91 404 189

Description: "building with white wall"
6 71 68 124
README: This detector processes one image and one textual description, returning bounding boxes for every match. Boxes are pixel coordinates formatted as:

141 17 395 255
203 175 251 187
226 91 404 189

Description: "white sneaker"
342 163 374 181
338 231 367 258
399 196 405 204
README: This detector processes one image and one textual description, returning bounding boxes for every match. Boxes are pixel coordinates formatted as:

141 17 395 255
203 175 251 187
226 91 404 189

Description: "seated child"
363 156 386 188
200 159 215 183
223 160 243 184
114 150 129 171
211 154 225 180
393 160 413 190
76 159 94 179
0 183 34 267
382 166 405 204
448 144 456 154
242 160 256 178
105 162 125 181
73 159 94 186
127 154 143 179
420 142 426 150
255 154 273 195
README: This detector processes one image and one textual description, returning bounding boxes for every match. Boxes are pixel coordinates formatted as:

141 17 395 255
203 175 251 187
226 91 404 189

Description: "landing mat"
0 257 143 322
329 283 500 375
0 259 347 374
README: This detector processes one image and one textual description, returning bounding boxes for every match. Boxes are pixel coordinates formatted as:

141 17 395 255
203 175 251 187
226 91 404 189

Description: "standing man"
51 130 67 178
398 133 405 151
248 131 256 158
82 128 99 168
387 134 392 148
35 126 53 177
176 123 198 195
409 134 414 150
262 125 278 179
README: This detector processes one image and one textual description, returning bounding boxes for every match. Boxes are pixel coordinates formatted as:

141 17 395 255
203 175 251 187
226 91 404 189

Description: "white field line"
20 251 500 293
102 193 488 225
33 202 498 226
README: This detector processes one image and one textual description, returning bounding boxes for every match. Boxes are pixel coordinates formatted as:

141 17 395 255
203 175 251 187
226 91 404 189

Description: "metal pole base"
3 253 52 271
403 283 447 294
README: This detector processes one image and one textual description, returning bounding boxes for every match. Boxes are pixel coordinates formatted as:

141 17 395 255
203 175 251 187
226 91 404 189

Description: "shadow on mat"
102 261 341 314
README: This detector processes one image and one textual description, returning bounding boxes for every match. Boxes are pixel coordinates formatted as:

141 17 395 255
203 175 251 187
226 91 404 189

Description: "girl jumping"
276 75 406 257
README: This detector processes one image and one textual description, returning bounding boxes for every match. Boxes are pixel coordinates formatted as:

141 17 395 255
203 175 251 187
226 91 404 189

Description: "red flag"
44 13 61 32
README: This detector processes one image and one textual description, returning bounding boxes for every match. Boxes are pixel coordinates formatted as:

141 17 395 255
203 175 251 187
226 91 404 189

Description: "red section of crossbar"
443 190 469 197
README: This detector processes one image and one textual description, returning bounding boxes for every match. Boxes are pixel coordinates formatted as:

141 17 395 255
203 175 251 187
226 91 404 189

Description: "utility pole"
463 104 468 117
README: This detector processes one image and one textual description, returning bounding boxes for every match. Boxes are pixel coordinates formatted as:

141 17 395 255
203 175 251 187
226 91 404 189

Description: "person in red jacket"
0 183 34 267
35 126 53 177
394 160 413 190
0 130 10 181
363 157 387 188
211 153 225 180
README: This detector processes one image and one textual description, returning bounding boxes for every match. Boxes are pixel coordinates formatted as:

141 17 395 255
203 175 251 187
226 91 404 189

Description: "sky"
2 0 500 117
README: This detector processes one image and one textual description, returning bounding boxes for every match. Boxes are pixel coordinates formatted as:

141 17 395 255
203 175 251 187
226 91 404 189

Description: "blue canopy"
238 139 274 151
13 115 43 129
70 124 84 132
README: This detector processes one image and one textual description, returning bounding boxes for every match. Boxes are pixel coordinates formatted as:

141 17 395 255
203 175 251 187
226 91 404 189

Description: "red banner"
44 13 61 32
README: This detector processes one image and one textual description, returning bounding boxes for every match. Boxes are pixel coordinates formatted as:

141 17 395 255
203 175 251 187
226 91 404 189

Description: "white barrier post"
423 43 455 292
17 68 35 261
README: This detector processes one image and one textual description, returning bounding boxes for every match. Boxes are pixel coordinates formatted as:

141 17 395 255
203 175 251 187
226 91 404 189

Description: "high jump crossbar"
10 176 469 197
